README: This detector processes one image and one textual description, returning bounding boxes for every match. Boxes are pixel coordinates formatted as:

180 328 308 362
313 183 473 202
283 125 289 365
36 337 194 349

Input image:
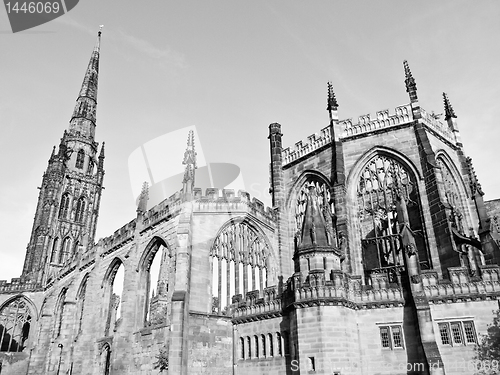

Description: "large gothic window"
294 178 335 249
75 197 86 223
211 221 270 314
76 149 85 169
357 155 428 284
144 242 171 326
0 298 32 352
76 276 88 335
59 193 70 219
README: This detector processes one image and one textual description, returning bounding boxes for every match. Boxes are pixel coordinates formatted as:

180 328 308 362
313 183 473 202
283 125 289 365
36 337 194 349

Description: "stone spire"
403 60 418 103
182 130 197 198
327 81 339 122
68 26 103 140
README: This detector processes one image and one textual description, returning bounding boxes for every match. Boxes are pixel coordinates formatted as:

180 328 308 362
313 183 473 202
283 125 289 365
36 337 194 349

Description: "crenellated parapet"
100 219 137 255
341 104 413 138
282 126 332 166
0 278 40 293
232 286 282 322
193 188 276 223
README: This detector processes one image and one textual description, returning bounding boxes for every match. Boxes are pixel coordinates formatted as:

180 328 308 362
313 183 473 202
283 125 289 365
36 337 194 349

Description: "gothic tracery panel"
0 298 32 352
211 221 270 314
357 155 428 283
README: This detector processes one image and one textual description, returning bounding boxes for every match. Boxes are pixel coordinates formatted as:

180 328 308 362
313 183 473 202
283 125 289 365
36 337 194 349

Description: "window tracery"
357 155 428 284
0 298 32 352
437 158 466 234
211 221 270 314
75 197 85 223
59 193 70 219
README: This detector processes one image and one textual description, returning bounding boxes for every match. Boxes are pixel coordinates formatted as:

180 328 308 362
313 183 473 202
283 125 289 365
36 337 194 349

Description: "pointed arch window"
59 193 70 219
437 158 467 234
142 240 171 327
53 289 67 338
211 221 270 314
76 149 85 169
0 298 32 352
104 260 124 337
76 276 88 335
50 238 59 263
75 197 86 223
357 155 429 284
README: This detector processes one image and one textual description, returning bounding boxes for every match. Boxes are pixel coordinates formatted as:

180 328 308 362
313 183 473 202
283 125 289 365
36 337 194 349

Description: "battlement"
193 188 276 221
340 104 413 138
101 219 137 252
0 278 39 293
281 104 458 167
282 125 332 166
232 286 282 321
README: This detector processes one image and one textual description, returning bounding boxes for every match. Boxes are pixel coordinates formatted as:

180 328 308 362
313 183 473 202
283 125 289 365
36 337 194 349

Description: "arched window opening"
357 155 428 285
75 197 86 223
73 241 80 258
268 333 274 357
144 243 170 326
254 335 259 358
0 298 32 352
295 178 336 250
59 193 70 219
105 262 124 336
246 336 251 359
59 237 71 264
50 238 59 263
75 149 85 169
211 221 270 314
261 334 266 357
239 337 245 359
100 344 111 375
276 332 283 356
54 289 67 338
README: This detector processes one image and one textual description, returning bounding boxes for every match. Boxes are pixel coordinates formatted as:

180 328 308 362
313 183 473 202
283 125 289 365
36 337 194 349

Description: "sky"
0 1 499 281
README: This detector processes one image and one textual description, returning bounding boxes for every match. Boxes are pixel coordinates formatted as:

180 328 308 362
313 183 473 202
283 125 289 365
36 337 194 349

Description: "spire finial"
443 92 457 120
137 181 149 213
327 81 338 112
403 60 418 102
98 25 104 37
182 131 197 197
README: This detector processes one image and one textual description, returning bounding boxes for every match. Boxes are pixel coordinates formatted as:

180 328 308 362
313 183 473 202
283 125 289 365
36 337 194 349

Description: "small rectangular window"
392 325 403 348
308 356 315 371
439 323 451 345
450 322 463 345
380 326 391 348
463 321 477 344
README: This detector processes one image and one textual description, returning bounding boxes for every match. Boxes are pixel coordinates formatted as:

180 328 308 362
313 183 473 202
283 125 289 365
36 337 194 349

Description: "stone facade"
0 34 499 375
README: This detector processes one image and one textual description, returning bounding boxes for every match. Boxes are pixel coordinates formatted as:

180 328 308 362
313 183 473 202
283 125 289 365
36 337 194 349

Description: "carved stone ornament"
405 243 417 257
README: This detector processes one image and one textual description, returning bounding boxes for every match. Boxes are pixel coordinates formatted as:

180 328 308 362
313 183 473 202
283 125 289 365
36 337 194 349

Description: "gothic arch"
136 236 172 327
346 147 429 282
285 170 331 209
0 295 36 352
53 288 68 338
136 236 170 273
101 257 124 289
210 217 274 314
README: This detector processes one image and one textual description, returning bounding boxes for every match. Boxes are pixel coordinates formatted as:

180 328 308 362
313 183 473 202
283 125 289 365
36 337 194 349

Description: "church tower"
22 28 105 285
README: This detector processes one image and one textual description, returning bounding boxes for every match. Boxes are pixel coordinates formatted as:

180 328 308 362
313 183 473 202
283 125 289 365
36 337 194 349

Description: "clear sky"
1 1 499 281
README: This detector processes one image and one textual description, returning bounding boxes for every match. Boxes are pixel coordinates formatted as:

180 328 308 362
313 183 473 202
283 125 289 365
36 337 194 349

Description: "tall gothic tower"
22 29 105 285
